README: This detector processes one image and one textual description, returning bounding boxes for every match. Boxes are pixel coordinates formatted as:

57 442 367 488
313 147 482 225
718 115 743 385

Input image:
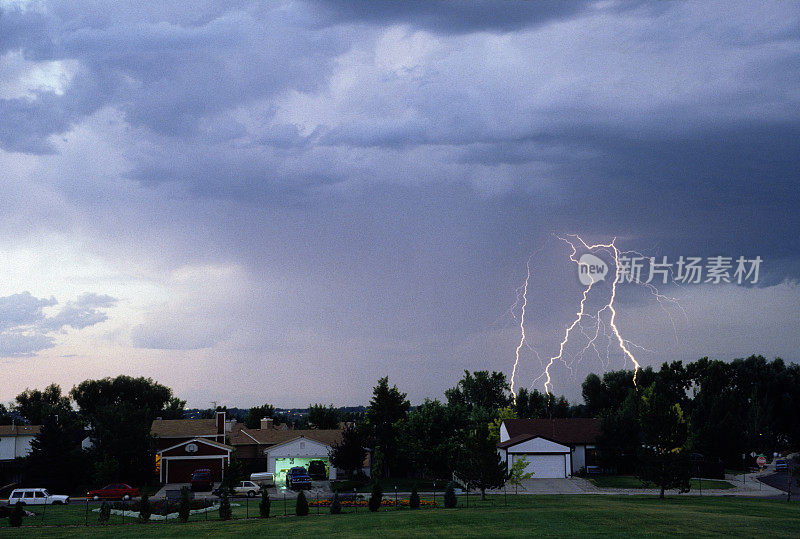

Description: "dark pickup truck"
285 467 312 490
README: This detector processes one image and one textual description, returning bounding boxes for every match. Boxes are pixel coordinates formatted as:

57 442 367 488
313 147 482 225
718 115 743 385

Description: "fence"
0 487 513 530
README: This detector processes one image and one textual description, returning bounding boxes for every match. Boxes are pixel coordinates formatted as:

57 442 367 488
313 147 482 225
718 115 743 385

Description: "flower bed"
309 498 437 508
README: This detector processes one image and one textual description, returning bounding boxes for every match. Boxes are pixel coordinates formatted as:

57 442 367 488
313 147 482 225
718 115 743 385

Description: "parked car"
285 467 312 490
308 460 328 480
191 469 214 491
234 481 261 497
86 483 139 501
775 459 789 472
8 488 70 505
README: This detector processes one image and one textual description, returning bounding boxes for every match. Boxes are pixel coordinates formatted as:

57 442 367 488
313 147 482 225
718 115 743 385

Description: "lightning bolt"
509 257 530 402
536 235 641 394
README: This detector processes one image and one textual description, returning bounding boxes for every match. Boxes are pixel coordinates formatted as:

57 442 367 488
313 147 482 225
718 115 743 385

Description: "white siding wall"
572 444 586 473
499 423 510 443
0 437 14 460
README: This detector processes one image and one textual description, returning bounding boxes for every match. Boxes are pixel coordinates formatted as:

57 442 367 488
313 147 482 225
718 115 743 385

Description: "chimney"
261 418 274 430
215 411 226 436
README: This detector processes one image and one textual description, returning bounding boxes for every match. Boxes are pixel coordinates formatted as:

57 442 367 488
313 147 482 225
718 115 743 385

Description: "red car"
86 483 140 500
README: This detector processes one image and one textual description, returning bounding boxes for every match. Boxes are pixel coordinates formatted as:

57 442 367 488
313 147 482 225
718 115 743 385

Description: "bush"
368 482 383 512
178 486 191 522
330 492 342 514
444 482 457 508
9 501 24 527
259 489 271 518
139 494 152 522
409 484 420 509
296 491 309 516
219 491 232 520
99 501 111 523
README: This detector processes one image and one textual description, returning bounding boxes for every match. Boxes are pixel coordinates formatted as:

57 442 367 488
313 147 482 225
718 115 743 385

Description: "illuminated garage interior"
266 436 338 483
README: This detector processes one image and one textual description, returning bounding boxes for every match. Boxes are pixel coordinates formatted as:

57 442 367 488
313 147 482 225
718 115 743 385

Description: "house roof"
229 425 343 447
500 418 600 446
0 424 41 436
151 419 218 438
158 437 233 455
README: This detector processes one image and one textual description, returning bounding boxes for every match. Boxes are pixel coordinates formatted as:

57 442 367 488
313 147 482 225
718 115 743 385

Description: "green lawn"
2 495 798 537
589 476 735 490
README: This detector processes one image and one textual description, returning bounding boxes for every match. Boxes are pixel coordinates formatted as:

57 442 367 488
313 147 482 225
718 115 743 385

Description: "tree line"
2 355 797 497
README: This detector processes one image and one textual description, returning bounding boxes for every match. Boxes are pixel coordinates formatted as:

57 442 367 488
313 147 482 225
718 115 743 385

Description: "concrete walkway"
482 475 785 498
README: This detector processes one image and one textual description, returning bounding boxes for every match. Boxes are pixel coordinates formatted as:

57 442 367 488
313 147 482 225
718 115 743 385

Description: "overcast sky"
1 0 798 408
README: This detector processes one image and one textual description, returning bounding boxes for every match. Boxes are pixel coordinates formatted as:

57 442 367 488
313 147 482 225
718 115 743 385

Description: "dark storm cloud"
310 0 599 34
1 1 798 403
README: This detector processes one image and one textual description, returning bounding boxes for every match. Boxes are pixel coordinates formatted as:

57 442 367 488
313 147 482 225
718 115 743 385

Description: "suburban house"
229 418 347 483
497 418 600 478
0 424 40 461
151 411 232 483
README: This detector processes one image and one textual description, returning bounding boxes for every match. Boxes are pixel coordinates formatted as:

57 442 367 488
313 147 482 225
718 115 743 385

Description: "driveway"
491 477 597 495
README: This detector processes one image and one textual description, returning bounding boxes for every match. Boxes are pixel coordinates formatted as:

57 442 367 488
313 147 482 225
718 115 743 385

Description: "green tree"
506 456 534 492
0 403 13 425
219 491 231 520
178 486 191 522
160 397 186 420
364 377 410 478
637 384 690 498
25 412 88 493
455 418 508 500
9 501 24 527
308 403 340 429
99 501 111 523
444 482 457 508
330 491 342 514
368 482 383 512
14 383 73 424
397 399 469 480
445 370 512 417
489 406 518 441
220 453 243 495
259 489 271 518
71 375 173 485
244 403 275 429
409 484 420 509
329 424 367 479
296 491 309 516
139 494 152 522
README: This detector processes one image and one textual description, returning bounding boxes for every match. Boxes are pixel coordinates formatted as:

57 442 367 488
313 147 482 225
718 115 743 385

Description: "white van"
8 488 70 505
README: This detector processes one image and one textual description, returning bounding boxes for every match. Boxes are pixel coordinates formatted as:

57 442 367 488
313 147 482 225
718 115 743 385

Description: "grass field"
1 495 798 537
589 476 736 490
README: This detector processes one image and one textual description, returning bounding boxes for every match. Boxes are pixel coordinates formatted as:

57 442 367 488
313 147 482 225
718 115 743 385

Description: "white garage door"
513 453 566 478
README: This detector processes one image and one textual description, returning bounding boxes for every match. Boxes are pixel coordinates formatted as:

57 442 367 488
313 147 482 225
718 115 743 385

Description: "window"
23 492 34 499
299 441 305 449
10 492 21 499
35 491 46 498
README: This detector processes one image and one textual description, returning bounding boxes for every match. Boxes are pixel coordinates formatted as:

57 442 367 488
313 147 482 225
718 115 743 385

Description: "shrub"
9 501 24 527
99 501 111 523
219 491 232 520
139 494 152 522
296 491 309 516
330 492 342 514
259 489 271 518
178 486 191 522
444 482 457 508
368 482 383 512
409 483 420 509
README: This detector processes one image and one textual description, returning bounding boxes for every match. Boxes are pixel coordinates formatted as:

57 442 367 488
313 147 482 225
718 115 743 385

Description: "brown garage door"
166 458 224 483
